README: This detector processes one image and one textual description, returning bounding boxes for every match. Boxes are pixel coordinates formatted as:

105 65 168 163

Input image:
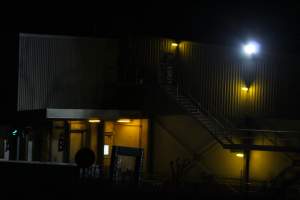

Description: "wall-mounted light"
236 153 244 158
171 42 179 47
241 87 249 92
242 41 260 57
88 119 101 123
117 119 131 123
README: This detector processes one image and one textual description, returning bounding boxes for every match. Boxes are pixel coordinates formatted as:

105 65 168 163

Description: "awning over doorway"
46 108 143 120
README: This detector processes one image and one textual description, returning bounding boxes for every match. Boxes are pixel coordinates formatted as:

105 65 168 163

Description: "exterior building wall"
152 114 293 183
51 121 64 162
18 34 119 111
26 119 149 175
14 34 300 185
177 41 285 123
150 82 296 183
126 37 293 124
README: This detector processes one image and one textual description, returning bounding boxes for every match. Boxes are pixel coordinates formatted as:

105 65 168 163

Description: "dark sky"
6 1 300 55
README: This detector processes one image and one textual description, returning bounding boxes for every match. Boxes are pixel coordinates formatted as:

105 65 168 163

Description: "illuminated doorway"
69 131 85 163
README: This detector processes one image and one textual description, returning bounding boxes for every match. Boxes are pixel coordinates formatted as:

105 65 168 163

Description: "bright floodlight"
243 41 260 56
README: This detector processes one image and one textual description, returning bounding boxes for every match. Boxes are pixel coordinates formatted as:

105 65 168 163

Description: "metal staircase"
270 161 300 196
162 84 300 153
163 85 234 147
162 83 300 194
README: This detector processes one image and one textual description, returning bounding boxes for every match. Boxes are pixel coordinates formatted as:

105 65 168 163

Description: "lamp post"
241 40 260 197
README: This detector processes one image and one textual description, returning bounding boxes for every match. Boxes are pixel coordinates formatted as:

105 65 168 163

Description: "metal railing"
229 129 300 144
161 68 300 152
165 77 235 145
174 74 236 130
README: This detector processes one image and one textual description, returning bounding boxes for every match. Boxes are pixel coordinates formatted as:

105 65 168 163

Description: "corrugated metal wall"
127 38 285 124
178 41 282 123
18 34 119 111
125 37 177 83
18 34 294 121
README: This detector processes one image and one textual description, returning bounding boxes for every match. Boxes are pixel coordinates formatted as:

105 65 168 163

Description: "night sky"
2 2 300 55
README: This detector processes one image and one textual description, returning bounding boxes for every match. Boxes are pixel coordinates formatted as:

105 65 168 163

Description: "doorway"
69 131 85 163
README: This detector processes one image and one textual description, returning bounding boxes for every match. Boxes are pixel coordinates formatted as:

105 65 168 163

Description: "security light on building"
242 41 260 56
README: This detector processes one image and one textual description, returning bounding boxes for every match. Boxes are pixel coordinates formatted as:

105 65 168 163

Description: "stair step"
196 119 210 122
187 109 199 112
183 104 197 107
167 91 178 95
198 119 211 122
207 126 220 131
184 104 197 107
204 124 216 129
182 103 196 107
215 131 226 134
182 104 195 108
191 112 201 115
177 100 191 103
181 102 195 106
178 101 192 105
175 95 186 98
194 114 206 118
165 87 175 90
176 96 191 103
194 113 205 116
177 98 191 102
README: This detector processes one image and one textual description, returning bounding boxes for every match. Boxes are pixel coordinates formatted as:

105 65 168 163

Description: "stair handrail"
229 128 300 139
231 128 300 134
185 91 226 130
175 74 235 131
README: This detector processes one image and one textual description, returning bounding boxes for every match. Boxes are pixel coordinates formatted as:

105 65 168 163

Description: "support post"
63 120 70 163
244 148 251 198
97 122 105 175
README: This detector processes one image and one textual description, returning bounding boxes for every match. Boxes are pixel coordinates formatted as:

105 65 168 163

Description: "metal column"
97 122 105 175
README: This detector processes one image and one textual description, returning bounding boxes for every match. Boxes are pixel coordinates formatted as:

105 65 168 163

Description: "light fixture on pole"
242 41 260 57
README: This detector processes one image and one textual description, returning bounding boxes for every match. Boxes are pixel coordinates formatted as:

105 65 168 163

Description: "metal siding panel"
18 34 119 111
176 40 286 122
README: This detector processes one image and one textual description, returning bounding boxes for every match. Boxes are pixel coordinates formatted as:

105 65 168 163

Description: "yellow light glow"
171 43 178 47
241 87 249 91
88 119 101 123
236 153 244 158
117 119 131 123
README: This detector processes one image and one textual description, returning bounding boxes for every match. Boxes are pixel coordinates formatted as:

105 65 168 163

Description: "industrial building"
0 33 300 196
